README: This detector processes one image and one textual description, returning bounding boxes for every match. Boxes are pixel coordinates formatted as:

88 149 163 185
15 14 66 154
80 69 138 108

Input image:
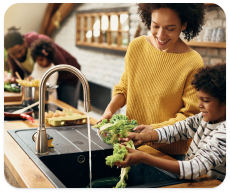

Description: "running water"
87 113 92 188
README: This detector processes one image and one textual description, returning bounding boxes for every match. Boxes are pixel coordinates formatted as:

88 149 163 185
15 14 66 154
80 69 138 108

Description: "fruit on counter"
45 109 74 118
53 112 60 117
45 112 52 118
58 110 66 117
44 109 88 126
48 111 54 116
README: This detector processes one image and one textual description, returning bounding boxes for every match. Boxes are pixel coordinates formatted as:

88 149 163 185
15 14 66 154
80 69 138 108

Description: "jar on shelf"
216 28 225 42
203 27 212 42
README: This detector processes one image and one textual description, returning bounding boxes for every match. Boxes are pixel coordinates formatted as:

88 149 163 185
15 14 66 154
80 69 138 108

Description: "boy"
115 63 226 181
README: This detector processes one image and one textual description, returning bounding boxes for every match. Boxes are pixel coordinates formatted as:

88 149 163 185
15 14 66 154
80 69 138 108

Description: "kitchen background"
4 3 226 120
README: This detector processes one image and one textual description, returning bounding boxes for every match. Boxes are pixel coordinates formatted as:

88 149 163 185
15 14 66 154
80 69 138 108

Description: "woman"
99 3 205 156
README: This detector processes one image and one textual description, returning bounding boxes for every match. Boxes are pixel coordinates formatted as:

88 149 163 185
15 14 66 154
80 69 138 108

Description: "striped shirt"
155 113 226 181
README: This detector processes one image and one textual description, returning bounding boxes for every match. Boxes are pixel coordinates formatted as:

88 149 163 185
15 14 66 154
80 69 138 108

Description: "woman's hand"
27 76 33 81
133 124 153 133
97 94 126 124
97 110 113 124
119 132 144 147
9 76 17 84
114 147 145 168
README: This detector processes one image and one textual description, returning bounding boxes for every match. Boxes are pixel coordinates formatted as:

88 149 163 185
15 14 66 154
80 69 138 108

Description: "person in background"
4 27 81 108
99 3 206 158
29 39 58 98
116 63 226 182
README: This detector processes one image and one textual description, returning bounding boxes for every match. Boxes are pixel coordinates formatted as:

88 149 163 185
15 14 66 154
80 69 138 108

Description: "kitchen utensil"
20 114 35 122
12 101 39 114
22 83 59 106
4 107 34 123
15 71 22 80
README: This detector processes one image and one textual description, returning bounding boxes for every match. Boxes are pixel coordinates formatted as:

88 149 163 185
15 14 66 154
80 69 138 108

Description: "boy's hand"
119 132 144 147
133 124 153 133
114 147 145 168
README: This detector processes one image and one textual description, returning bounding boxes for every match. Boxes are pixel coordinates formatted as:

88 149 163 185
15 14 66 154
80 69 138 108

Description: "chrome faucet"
35 64 91 155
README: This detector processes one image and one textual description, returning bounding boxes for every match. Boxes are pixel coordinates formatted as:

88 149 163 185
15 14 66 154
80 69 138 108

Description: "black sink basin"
40 151 183 188
8 125 186 188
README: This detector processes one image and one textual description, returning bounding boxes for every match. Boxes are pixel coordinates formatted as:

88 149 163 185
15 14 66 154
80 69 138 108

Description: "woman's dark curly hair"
191 63 226 103
4 26 24 49
30 39 55 63
137 3 205 41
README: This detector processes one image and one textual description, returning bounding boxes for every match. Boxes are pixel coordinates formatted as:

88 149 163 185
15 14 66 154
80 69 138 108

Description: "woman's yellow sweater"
113 36 204 155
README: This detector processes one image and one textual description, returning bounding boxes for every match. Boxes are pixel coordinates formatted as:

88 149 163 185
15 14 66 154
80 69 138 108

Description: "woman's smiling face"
150 8 187 52
197 90 226 123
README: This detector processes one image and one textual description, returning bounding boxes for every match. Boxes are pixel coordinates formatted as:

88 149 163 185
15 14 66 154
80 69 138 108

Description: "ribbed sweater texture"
113 36 204 155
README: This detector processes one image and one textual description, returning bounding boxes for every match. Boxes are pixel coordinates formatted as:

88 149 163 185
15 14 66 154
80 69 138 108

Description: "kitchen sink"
8 125 186 188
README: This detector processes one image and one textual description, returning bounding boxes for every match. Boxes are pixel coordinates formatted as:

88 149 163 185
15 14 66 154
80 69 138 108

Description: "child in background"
116 63 226 182
29 39 58 98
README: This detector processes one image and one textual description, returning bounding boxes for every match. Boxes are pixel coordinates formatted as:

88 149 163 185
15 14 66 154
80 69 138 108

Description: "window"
76 10 129 51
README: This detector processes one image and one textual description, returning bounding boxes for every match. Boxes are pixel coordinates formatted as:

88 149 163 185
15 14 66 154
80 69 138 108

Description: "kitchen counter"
4 97 222 188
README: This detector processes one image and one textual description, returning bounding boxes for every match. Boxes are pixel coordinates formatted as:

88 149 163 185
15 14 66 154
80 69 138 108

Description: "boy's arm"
143 152 180 175
130 114 201 146
178 125 226 180
153 113 202 144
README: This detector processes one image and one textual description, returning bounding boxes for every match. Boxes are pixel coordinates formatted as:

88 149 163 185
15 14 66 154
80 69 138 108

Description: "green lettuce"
93 114 138 145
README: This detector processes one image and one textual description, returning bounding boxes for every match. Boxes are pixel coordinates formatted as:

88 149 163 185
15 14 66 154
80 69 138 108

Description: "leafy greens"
93 114 138 188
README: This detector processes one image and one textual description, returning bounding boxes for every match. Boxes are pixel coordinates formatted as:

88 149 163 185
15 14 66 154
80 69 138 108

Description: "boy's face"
197 90 226 123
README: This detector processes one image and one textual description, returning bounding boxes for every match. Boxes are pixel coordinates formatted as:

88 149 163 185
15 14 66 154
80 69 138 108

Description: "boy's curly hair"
191 63 226 103
137 3 205 41
30 39 55 63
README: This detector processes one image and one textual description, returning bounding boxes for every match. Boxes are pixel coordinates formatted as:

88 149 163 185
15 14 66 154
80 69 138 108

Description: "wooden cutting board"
4 91 22 102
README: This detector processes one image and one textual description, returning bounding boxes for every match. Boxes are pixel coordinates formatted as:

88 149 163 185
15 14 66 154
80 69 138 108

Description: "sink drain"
78 155 85 163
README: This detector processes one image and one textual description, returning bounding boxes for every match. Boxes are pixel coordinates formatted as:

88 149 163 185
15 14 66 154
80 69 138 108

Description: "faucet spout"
35 64 91 155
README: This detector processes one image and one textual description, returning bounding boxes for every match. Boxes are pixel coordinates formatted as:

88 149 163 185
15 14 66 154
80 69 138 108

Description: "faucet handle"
84 100 91 112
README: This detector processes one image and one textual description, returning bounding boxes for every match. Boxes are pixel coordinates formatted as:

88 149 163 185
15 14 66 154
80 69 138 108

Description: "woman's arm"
99 93 126 121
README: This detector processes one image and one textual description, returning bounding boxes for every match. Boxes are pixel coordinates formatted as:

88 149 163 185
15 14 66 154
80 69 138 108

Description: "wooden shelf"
184 41 226 49
205 3 219 7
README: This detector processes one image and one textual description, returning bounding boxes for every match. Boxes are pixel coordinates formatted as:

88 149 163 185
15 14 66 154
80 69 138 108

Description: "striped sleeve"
178 124 226 180
155 113 202 144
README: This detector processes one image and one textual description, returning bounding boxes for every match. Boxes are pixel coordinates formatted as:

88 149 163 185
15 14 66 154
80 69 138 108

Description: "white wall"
4 3 48 34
